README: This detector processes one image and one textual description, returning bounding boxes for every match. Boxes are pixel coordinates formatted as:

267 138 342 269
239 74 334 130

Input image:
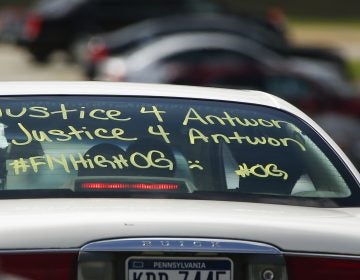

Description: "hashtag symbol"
112 154 129 169
9 158 30 175
235 163 251 178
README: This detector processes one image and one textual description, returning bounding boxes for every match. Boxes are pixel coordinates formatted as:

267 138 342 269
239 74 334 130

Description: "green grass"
348 60 360 82
287 18 360 84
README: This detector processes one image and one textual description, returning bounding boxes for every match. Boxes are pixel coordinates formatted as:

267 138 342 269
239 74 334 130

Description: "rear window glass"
0 96 359 206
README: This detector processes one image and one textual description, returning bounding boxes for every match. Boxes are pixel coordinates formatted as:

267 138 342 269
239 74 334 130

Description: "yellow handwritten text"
235 163 288 180
148 125 171 143
140 106 166 122
8 150 174 175
182 108 302 133
188 128 306 152
0 104 131 121
11 122 137 146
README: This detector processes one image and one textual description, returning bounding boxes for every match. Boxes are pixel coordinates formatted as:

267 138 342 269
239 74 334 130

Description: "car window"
265 75 313 100
0 96 358 206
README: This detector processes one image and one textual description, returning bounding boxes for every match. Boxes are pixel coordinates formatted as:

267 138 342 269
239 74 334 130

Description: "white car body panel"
0 198 360 255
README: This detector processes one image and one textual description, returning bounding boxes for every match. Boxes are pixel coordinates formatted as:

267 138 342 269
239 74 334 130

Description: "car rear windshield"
0 96 359 206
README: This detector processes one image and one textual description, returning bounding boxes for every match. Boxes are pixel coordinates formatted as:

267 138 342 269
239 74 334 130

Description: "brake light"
0 252 78 280
23 13 42 39
286 255 360 280
266 6 287 29
89 43 109 63
81 182 179 190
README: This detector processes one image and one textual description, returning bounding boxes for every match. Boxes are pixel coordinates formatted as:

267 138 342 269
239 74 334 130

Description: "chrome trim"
80 238 281 255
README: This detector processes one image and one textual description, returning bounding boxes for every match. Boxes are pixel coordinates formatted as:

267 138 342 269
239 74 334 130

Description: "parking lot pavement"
290 23 360 60
0 44 85 81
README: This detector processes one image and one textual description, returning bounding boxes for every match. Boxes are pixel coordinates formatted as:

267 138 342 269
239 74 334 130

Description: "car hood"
0 198 359 255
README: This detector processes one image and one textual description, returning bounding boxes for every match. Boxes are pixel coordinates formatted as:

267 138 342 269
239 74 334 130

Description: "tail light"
0 252 78 280
23 13 43 40
266 6 287 31
88 42 109 63
3 252 360 280
286 255 360 280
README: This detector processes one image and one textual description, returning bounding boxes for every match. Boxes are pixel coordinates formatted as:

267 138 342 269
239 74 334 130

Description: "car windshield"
0 96 359 206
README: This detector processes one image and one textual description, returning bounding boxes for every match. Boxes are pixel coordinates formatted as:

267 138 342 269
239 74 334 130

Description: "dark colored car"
80 13 289 79
81 13 348 80
18 0 224 62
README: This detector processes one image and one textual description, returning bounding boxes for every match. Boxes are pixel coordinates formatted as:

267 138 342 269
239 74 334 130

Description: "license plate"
126 257 233 280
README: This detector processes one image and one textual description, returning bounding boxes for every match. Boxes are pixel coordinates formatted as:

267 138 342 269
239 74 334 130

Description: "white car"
0 82 359 280
96 32 282 82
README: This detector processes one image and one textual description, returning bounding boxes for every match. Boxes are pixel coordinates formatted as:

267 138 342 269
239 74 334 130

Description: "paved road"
0 44 85 81
290 23 360 60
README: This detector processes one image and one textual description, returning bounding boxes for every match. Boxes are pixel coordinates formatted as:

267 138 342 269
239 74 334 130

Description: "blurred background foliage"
0 0 359 18
221 0 360 18
0 0 32 7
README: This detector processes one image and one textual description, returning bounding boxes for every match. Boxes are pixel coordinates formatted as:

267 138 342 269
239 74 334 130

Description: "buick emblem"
141 240 221 249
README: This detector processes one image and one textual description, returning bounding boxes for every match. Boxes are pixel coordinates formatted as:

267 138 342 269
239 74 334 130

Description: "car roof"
0 80 290 109
119 32 282 71
0 81 339 139
102 13 286 51
0 83 343 135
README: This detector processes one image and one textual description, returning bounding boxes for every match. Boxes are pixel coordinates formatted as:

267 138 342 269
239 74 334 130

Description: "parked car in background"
79 13 288 78
0 81 360 280
95 32 283 81
81 13 348 80
0 6 26 44
17 0 225 62
95 31 348 91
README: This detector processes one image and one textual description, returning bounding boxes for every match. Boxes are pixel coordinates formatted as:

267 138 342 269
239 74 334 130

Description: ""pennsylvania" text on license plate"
126 257 233 280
